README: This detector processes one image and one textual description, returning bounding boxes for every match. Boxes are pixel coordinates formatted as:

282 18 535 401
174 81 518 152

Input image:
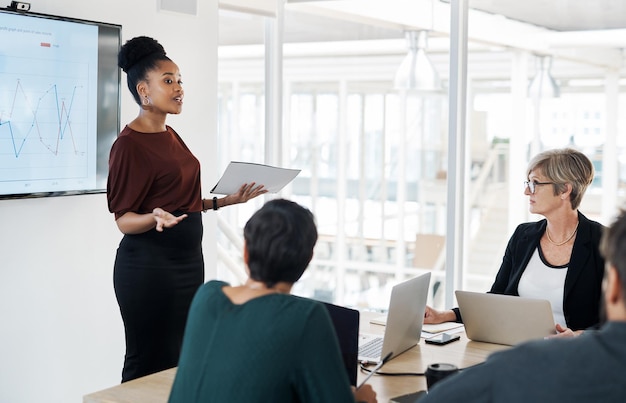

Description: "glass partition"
217 1 624 312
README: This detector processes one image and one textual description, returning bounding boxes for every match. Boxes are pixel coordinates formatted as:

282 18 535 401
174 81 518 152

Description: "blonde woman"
425 148 605 336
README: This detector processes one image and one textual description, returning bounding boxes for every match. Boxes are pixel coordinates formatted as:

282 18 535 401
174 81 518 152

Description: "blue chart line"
0 17 99 194
0 76 92 191
0 79 83 158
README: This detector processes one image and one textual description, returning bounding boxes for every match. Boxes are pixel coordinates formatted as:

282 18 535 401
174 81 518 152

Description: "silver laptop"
456 290 557 346
358 272 431 364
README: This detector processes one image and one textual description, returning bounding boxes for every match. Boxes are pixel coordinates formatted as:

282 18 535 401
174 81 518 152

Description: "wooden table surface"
84 311 509 403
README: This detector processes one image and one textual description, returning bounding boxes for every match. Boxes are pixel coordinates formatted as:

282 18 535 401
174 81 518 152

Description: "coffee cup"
425 363 459 390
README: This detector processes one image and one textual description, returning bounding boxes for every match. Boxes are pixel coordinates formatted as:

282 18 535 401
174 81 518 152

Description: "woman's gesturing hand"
153 208 187 232
226 183 268 205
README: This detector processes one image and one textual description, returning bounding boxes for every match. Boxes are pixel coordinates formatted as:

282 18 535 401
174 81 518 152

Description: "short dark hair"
600 209 626 296
117 36 172 105
244 199 318 287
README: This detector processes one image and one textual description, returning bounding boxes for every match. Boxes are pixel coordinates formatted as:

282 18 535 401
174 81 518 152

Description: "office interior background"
214 0 626 312
0 0 624 402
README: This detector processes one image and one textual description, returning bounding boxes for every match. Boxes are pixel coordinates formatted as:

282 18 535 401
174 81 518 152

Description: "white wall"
0 1 219 402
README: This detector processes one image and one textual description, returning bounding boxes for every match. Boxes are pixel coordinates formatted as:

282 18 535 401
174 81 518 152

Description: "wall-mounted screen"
0 8 121 199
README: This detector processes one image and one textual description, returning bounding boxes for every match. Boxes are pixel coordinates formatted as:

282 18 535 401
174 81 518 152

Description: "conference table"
83 311 509 403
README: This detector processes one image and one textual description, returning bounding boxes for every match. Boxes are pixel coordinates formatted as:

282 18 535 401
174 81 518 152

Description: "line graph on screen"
1 79 86 159
0 55 96 193
0 9 120 199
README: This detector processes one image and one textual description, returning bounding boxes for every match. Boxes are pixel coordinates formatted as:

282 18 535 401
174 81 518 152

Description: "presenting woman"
107 36 266 382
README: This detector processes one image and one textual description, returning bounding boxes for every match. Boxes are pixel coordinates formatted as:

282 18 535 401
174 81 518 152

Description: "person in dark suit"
424 148 604 335
419 208 626 403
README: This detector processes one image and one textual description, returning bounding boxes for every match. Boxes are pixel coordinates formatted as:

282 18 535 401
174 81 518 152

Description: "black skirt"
113 212 204 382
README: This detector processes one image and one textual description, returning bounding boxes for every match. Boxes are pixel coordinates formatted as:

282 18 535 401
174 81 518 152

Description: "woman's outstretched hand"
153 208 187 232
545 323 584 339
226 183 268 205
352 384 377 403
423 305 457 324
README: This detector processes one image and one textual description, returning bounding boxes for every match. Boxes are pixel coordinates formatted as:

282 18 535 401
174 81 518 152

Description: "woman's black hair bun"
118 36 167 73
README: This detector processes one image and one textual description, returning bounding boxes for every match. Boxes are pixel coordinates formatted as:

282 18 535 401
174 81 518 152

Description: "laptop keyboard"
358 337 383 359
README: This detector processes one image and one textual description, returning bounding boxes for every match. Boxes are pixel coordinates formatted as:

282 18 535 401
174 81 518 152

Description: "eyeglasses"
524 180 555 194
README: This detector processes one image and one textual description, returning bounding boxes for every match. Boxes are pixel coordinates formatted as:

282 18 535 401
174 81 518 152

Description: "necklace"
245 283 275 293
244 280 290 294
546 222 579 246
245 282 268 290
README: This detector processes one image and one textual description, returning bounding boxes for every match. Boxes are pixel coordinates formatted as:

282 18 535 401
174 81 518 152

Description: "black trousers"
113 212 204 382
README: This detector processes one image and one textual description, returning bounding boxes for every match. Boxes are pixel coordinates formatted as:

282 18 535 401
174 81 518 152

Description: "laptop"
455 290 557 346
358 272 431 364
321 301 360 386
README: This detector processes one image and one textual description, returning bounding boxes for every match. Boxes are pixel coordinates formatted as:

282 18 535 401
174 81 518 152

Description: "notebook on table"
322 301 360 386
455 290 557 346
370 315 464 336
358 272 431 364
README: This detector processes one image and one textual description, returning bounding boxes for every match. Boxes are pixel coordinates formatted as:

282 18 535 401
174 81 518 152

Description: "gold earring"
142 96 150 106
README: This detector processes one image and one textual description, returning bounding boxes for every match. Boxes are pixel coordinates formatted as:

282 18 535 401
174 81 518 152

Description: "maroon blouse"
107 125 202 219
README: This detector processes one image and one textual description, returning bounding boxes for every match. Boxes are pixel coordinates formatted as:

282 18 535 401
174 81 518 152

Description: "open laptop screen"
322 301 360 386
456 290 556 345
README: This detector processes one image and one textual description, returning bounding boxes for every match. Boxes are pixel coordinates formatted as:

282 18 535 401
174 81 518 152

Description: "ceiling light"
394 31 443 93
528 55 560 99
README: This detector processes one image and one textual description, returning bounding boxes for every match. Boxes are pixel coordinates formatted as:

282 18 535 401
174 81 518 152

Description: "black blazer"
454 211 605 330
490 211 605 330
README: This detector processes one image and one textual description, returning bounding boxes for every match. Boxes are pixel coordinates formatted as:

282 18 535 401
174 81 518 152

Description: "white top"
518 248 568 327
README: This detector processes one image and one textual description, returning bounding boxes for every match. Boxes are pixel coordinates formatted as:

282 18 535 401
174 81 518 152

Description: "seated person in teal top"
168 199 377 403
